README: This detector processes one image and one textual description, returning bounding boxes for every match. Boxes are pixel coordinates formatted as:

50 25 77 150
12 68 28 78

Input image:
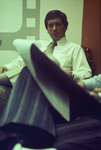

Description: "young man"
43 10 91 82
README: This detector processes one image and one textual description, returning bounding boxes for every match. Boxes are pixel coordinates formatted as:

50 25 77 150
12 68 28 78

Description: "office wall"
0 0 40 64
0 0 84 64
82 0 101 75
0 0 40 51
0 0 83 51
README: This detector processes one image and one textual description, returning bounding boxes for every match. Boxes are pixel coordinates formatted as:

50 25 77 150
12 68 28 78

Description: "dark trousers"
0 67 101 150
0 85 11 119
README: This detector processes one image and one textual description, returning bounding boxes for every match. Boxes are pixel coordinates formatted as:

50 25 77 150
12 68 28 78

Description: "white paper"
13 39 70 121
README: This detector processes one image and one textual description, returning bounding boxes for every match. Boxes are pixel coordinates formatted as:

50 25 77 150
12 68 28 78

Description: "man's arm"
72 45 92 82
0 56 25 73
4 56 25 71
78 74 101 99
78 74 101 90
90 88 101 99
81 74 101 91
77 81 86 89
63 70 72 78
78 81 101 99
0 56 26 86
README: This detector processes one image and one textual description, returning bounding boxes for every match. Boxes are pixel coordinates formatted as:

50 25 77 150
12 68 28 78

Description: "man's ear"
47 30 49 33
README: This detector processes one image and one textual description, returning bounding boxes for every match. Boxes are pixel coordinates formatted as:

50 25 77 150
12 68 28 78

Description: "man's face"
47 17 67 41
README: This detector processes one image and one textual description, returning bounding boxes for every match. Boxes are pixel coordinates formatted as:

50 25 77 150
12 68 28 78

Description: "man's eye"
56 23 61 27
48 24 53 28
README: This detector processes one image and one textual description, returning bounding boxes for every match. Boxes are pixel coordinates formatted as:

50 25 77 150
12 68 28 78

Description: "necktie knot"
52 41 57 47
44 41 60 67
44 41 57 55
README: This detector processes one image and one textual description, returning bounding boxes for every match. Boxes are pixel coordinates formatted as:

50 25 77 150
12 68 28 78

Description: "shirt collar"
57 36 67 46
46 36 67 47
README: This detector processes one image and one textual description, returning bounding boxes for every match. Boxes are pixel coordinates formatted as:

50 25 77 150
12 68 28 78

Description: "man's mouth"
53 32 59 35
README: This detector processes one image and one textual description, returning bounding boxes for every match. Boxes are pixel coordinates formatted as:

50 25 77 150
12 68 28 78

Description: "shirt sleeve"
82 74 101 91
4 55 26 70
72 45 92 82
5 67 24 86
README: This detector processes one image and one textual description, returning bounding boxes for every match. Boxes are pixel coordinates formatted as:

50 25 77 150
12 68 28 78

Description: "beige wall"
0 0 40 64
0 0 84 64
0 0 40 51
0 0 84 50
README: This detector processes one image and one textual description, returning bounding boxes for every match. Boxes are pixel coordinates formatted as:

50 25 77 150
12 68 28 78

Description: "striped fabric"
0 67 56 138
0 85 12 119
0 67 101 149
54 116 101 150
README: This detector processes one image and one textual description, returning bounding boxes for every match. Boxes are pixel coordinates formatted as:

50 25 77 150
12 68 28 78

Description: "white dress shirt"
4 56 26 86
35 36 92 82
4 55 25 70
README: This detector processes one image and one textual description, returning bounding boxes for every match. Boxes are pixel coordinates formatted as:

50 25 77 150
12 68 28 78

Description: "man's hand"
77 82 86 89
0 66 7 74
90 88 101 99
63 70 72 78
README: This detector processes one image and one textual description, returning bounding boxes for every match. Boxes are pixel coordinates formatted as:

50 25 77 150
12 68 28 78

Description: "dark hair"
44 10 68 29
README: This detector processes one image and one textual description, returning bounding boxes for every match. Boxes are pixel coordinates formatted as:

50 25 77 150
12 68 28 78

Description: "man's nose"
53 25 57 30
